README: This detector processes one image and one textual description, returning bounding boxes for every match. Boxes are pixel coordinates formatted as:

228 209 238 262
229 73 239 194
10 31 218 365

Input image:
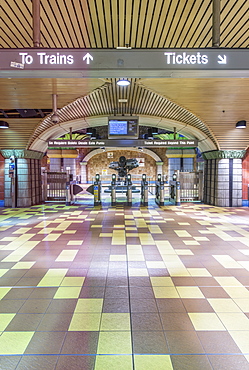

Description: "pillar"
156 161 164 178
49 158 62 172
80 162 87 183
203 150 245 207
1 149 43 207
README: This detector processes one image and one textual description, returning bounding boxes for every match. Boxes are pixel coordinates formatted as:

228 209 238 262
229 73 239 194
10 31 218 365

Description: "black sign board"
0 48 248 78
48 139 198 148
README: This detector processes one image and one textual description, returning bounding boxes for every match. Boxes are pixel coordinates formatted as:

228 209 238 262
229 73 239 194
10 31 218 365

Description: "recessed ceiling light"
236 120 246 129
117 79 130 86
0 121 9 129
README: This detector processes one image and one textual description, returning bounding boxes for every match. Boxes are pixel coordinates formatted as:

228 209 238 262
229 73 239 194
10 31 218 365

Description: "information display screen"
108 116 139 139
109 120 128 135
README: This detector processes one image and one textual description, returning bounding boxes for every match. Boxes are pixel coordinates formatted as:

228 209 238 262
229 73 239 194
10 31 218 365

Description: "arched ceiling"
0 0 248 152
28 79 219 151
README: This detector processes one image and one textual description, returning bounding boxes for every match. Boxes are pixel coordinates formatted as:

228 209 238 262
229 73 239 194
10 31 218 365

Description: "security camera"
51 113 59 124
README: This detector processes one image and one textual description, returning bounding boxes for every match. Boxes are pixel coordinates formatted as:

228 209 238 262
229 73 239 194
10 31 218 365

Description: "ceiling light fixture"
117 79 130 86
236 120 246 129
0 120 9 129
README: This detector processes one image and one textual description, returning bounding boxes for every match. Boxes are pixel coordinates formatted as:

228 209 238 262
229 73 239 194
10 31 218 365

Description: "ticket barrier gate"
127 174 132 206
141 174 148 206
170 174 181 206
155 174 165 206
111 174 116 206
94 174 101 206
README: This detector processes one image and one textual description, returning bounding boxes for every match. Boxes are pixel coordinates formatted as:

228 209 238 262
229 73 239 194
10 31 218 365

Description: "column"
1 149 43 207
80 162 87 183
203 150 245 207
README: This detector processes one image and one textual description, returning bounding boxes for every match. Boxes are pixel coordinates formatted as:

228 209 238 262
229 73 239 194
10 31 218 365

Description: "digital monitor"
108 116 139 139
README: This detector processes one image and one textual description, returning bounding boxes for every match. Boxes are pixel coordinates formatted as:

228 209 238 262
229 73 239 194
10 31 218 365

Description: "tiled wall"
4 158 42 207
242 148 249 204
204 158 242 207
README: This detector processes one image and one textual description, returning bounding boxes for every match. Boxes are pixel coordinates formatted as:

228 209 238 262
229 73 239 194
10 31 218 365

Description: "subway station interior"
0 1 249 369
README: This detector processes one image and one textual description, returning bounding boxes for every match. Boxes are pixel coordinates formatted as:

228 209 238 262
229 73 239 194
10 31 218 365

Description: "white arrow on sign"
218 55 227 64
83 53 93 64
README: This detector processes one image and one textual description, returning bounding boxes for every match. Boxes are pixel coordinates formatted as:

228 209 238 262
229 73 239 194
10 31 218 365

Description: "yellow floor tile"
109 255 127 261
134 355 173 370
229 331 249 353
42 234 61 241
233 299 249 313
153 286 179 298
74 299 103 313
67 241 83 246
12 228 31 234
187 268 212 277
128 268 148 277
0 287 11 299
94 355 133 370
215 276 243 287
217 312 249 330
97 331 132 354
11 262 35 269
138 233 155 245
146 261 166 269
223 287 249 299
208 298 242 313
183 240 200 245
174 230 192 237
60 277 85 286
54 286 81 299
177 286 205 299
56 250 78 261
150 277 174 287
69 313 101 331
188 313 226 331
175 249 194 255
100 313 130 331
0 269 8 277
213 255 244 269
0 313 15 331
0 332 34 354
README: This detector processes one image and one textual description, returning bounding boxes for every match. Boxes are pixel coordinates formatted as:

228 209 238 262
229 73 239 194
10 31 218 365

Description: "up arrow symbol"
218 55 227 64
83 53 93 64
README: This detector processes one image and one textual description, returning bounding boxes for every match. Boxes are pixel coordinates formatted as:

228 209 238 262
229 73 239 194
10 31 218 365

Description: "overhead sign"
47 139 198 148
0 48 248 78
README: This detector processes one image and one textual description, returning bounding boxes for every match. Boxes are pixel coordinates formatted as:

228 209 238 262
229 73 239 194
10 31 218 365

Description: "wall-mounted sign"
47 139 198 148
1 48 248 78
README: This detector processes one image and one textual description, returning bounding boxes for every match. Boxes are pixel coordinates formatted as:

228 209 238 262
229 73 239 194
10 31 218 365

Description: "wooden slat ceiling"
0 0 248 152
1 0 248 48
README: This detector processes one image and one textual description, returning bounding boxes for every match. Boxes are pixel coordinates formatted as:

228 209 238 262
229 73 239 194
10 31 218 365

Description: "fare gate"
43 171 68 201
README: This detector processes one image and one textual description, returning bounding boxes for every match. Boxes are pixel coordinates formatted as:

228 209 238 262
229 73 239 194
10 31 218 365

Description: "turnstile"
155 174 164 206
93 174 101 206
141 174 148 206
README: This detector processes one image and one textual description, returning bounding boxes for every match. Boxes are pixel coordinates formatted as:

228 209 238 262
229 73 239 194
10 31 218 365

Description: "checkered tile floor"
1 201 249 369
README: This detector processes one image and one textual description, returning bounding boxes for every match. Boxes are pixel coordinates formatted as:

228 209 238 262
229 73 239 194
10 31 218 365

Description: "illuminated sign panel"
47 139 198 148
